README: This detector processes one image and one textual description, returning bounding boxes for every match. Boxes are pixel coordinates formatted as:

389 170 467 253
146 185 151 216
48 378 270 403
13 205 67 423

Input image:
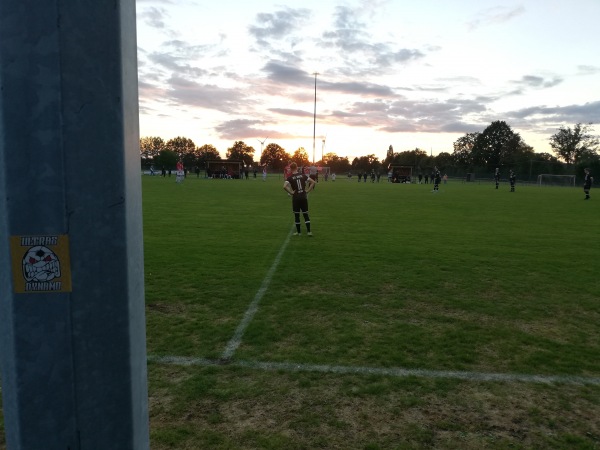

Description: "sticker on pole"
10 235 72 293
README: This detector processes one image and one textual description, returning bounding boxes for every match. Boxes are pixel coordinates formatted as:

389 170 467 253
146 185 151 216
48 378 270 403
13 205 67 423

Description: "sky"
136 0 600 162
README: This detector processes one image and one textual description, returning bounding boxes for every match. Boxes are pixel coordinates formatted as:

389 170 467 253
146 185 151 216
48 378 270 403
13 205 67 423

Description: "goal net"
537 174 576 187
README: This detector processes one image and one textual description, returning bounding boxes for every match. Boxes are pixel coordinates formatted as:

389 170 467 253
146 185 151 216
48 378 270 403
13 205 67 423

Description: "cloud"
577 65 600 76
261 60 397 99
514 75 563 89
215 119 262 140
467 5 526 31
507 101 600 123
262 60 309 84
137 6 170 29
147 51 208 79
319 5 426 72
438 122 484 134
385 97 486 120
304 96 493 135
164 76 248 113
374 48 426 67
138 37 233 104
215 119 293 140
248 8 312 47
269 108 314 118
136 1 599 156
324 80 395 97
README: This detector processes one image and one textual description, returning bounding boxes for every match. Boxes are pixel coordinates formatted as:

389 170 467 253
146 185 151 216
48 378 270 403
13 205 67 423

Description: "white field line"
220 228 292 360
147 355 600 386
153 226 600 387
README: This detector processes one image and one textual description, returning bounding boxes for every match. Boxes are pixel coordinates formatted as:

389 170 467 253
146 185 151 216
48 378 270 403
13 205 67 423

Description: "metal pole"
0 1 149 448
312 72 319 164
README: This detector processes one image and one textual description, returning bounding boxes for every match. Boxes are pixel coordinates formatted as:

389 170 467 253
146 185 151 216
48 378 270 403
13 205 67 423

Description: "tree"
471 121 527 169
390 148 428 168
196 144 221 168
323 152 351 174
139 136 165 163
260 143 290 170
291 147 310 166
549 123 599 165
155 149 178 169
433 152 453 171
527 152 565 179
165 136 196 162
386 145 394 162
226 141 255 166
452 133 479 169
575 156 600 183
366 154 380 167
352 154 379 173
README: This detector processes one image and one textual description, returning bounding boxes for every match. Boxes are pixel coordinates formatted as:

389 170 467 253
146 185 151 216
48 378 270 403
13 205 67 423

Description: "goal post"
537 174 576 187
318 166 330 178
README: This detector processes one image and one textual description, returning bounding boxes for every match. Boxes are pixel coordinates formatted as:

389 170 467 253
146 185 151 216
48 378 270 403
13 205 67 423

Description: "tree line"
140 122 599 180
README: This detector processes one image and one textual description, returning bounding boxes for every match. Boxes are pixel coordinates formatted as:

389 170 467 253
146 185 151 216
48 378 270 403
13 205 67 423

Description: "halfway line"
220 228 293 360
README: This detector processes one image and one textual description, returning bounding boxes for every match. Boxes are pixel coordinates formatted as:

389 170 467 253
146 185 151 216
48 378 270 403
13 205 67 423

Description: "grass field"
1 174 599 449
143 174 599 449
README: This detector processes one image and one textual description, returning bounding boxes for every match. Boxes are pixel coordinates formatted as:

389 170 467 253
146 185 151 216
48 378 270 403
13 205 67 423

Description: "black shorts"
292 197 309 213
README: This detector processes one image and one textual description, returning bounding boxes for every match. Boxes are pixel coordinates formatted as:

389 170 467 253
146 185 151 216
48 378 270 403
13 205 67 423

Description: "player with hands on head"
583 167 593 200
283 162 316 236
509 170 516 192
433 166 441 192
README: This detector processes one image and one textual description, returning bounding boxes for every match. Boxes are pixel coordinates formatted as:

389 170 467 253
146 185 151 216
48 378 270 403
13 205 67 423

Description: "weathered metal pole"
0 1 150 448
312 72 319 164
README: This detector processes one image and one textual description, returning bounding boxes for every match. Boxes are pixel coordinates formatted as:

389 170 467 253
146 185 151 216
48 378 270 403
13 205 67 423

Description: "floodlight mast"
312 72 319 164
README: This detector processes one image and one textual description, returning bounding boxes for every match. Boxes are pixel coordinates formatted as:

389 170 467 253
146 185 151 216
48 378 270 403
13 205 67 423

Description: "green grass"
2 174 599 449
141 175 599 449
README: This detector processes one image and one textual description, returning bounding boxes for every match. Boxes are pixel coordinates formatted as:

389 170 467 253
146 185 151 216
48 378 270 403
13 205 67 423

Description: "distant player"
494 167 500 189
509 170 516 192
309 164 318 186
175 161 184 184
283 162 316 236
283 163 293 180
432 166 441 192
583 168 593 200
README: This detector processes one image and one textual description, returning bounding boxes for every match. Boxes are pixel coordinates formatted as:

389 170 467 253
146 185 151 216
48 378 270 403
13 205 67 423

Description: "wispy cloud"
136 1 600 155
577 65 600 76
467 5 526 31
508 101 600 122
137 6 171 29
215 119 294 141
262 60 309 84
319 5 426 73
248 8 312 47
164 76 249 114
513 75 563 89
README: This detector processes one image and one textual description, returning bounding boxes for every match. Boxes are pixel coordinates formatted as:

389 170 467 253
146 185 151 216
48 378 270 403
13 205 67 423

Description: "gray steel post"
0 1 149 448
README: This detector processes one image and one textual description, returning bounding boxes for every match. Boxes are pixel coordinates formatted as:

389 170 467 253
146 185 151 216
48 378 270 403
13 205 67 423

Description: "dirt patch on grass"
147 302 186 315
148 364 600 449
